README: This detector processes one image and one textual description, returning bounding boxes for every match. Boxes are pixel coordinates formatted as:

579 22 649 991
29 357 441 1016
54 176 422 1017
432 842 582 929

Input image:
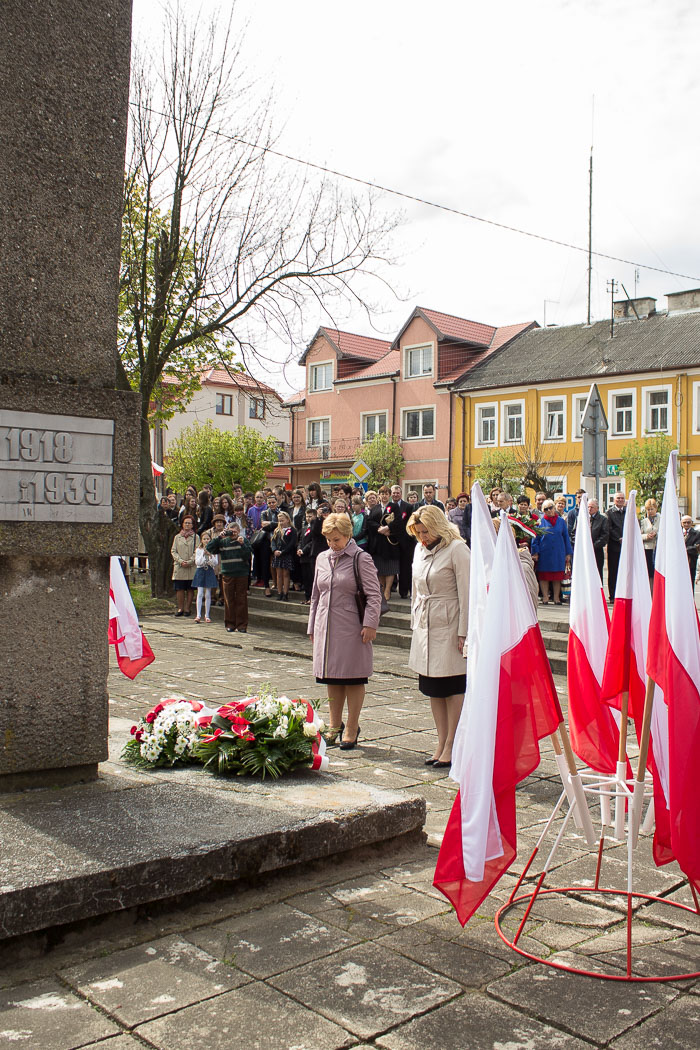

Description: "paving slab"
488 962 679 1042
0 768 424 939
376 923 516 987
0 979 120 1049
135 981 355 1050
60 934 249 1028
184 902 362 978
268 941 460 1039
609 992 700 1048
376 991 594 1050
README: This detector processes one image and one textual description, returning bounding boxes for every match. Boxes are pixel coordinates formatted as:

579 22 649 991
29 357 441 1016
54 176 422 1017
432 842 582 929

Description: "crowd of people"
157 479 700 761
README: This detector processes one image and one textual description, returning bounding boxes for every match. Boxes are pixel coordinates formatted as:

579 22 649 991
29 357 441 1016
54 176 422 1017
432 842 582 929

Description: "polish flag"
646 452 700 884
567 494 620 773
108 557 155 679
600 491 672 865
435 508 562 925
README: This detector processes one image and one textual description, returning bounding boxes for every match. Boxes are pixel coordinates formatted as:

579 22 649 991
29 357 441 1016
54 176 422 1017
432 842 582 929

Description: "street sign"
563 494 576 512
606 463 620 476
349 458 371 483
581 384 608 496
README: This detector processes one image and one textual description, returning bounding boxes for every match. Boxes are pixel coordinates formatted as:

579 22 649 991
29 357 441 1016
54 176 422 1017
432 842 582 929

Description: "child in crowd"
206 522 253 633
271 511 298 600
197 513 226 620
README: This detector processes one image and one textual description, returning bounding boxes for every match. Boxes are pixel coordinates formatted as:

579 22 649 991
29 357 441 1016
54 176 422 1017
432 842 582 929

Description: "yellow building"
450 291 700 515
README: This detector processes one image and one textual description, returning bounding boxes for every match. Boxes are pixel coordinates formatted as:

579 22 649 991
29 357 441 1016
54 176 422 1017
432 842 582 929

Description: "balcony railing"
276 437 363 464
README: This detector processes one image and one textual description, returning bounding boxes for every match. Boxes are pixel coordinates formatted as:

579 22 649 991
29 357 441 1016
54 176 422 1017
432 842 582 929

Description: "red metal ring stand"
495 874 700 982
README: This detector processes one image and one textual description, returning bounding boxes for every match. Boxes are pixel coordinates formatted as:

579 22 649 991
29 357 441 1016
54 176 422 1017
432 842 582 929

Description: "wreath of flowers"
123 689 327 779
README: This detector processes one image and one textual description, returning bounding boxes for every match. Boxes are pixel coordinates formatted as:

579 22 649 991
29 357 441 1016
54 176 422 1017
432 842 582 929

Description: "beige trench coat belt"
413 592 458 629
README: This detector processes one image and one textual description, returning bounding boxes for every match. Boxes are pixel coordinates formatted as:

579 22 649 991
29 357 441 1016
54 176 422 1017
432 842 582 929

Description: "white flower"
302 721 319 738
273 725 287 739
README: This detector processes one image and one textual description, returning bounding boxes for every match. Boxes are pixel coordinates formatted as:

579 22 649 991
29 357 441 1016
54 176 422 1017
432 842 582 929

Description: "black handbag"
353 552 367 622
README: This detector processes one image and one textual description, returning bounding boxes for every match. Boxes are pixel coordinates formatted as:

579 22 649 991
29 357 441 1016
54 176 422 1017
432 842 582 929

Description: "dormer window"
310 362 333 392
405 344 433 378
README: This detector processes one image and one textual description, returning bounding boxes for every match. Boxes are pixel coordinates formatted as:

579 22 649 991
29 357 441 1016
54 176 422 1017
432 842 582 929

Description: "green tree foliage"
475 449 521 494
619 435 678 505
165 421 278 494
354 434 405 487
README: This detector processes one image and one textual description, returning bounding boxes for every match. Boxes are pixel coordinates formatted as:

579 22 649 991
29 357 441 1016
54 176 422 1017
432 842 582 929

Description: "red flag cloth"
435 508 561 925
600 491 672 866
108 557 156 679
646 453 700 885
567 494 620 773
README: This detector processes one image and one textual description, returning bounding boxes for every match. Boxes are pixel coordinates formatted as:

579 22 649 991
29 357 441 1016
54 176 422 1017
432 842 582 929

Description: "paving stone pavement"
0 613 697 1049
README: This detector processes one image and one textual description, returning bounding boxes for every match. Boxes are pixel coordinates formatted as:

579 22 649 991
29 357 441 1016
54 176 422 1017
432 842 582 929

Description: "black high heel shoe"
339 726 360 750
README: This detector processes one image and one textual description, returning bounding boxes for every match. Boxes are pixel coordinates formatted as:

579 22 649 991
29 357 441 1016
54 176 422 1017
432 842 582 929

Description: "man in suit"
588 498 609 583
681 516 700 591
417 483 445 512
388 484 415 598
606 490 626 601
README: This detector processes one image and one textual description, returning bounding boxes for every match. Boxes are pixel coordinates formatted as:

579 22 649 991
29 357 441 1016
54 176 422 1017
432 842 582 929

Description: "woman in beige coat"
171 514 200 617
407 505 470 768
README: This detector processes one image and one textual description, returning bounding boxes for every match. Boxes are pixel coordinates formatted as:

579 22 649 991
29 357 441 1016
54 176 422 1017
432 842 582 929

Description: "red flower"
188 700 204 712
153 703 164 716
218 702 250 718
130 725 138 735
134 730 143 742
145 711 156 724
197 715 213 728
201 728 224 743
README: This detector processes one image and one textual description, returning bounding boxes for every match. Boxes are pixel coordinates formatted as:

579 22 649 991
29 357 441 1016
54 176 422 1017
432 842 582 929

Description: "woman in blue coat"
531 498 572 605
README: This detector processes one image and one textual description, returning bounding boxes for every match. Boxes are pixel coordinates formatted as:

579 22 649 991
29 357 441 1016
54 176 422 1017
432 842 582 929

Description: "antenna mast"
587 99 594 325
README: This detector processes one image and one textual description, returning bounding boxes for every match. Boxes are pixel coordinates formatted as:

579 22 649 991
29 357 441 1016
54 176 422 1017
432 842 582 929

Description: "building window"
477 404 497 446
307 418 330 447
403 407 434 439
645 388 670 433
572 394 587 440
361 412 387 442
602 480 624 509
693 382 700 435
249 397 265 420
310 362 333 392
502 401 524 444
216 393 233 415
543 397 565 440
611 392 634 436
405 344 433 378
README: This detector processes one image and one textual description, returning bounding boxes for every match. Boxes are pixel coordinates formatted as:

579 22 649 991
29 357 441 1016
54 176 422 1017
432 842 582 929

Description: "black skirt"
418 672 466 698
316 676 369 686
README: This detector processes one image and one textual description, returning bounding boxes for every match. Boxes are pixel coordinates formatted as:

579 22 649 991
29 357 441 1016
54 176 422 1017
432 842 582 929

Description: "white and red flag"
435 508 562 925
600 491 672 864
567 494 619 773
108 557 155 679
646 452 700 885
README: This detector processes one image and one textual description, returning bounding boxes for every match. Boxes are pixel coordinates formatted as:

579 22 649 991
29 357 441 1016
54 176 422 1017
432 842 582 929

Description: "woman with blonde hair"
271 510 297 601
407 505 470 767
308 512 382 749
641 497 659 584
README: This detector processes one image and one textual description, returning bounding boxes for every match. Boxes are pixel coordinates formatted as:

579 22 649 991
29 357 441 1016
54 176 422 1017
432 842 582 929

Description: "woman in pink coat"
308 513 382 750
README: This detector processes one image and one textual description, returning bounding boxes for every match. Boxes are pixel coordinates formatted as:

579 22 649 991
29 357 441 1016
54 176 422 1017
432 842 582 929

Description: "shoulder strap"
353 551 365 596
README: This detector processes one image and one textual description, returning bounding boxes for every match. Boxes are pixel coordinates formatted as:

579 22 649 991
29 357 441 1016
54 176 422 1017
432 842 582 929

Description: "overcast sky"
132 0 700 394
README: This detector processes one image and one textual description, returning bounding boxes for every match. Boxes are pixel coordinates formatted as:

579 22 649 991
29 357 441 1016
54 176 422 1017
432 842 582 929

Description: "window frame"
475 401 498 447
692 381 700 436
401 404 436 440
308 359 334 393
501 399 525 445
361 410 388 442
306 416 330 448
608 388 637 439
215 392 233 416
642 384 672 435
404 342 434 380
249 396 266 420
541 396 566 443
571 393 588 441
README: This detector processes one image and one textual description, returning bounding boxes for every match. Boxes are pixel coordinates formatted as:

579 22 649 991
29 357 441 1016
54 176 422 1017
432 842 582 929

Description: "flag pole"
614 690 629 840
630 676 656 846
556 721 597 846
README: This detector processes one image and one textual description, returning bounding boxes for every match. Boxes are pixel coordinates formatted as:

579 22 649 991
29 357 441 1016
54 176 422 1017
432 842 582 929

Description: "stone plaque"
0 409 113 523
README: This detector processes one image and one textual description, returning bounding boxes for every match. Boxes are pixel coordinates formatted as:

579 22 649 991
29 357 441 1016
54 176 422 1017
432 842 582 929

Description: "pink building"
282 309 532 497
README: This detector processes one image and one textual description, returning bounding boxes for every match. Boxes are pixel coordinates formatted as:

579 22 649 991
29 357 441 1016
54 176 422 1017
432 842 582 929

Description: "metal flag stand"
493 763 700 982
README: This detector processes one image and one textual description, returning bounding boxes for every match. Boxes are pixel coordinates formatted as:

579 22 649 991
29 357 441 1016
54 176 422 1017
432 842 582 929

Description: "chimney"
666 288 700 314
612 296 656 320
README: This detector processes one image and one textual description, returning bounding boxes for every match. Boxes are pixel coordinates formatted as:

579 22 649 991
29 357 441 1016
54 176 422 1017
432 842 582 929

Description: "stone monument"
0 1 139 788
